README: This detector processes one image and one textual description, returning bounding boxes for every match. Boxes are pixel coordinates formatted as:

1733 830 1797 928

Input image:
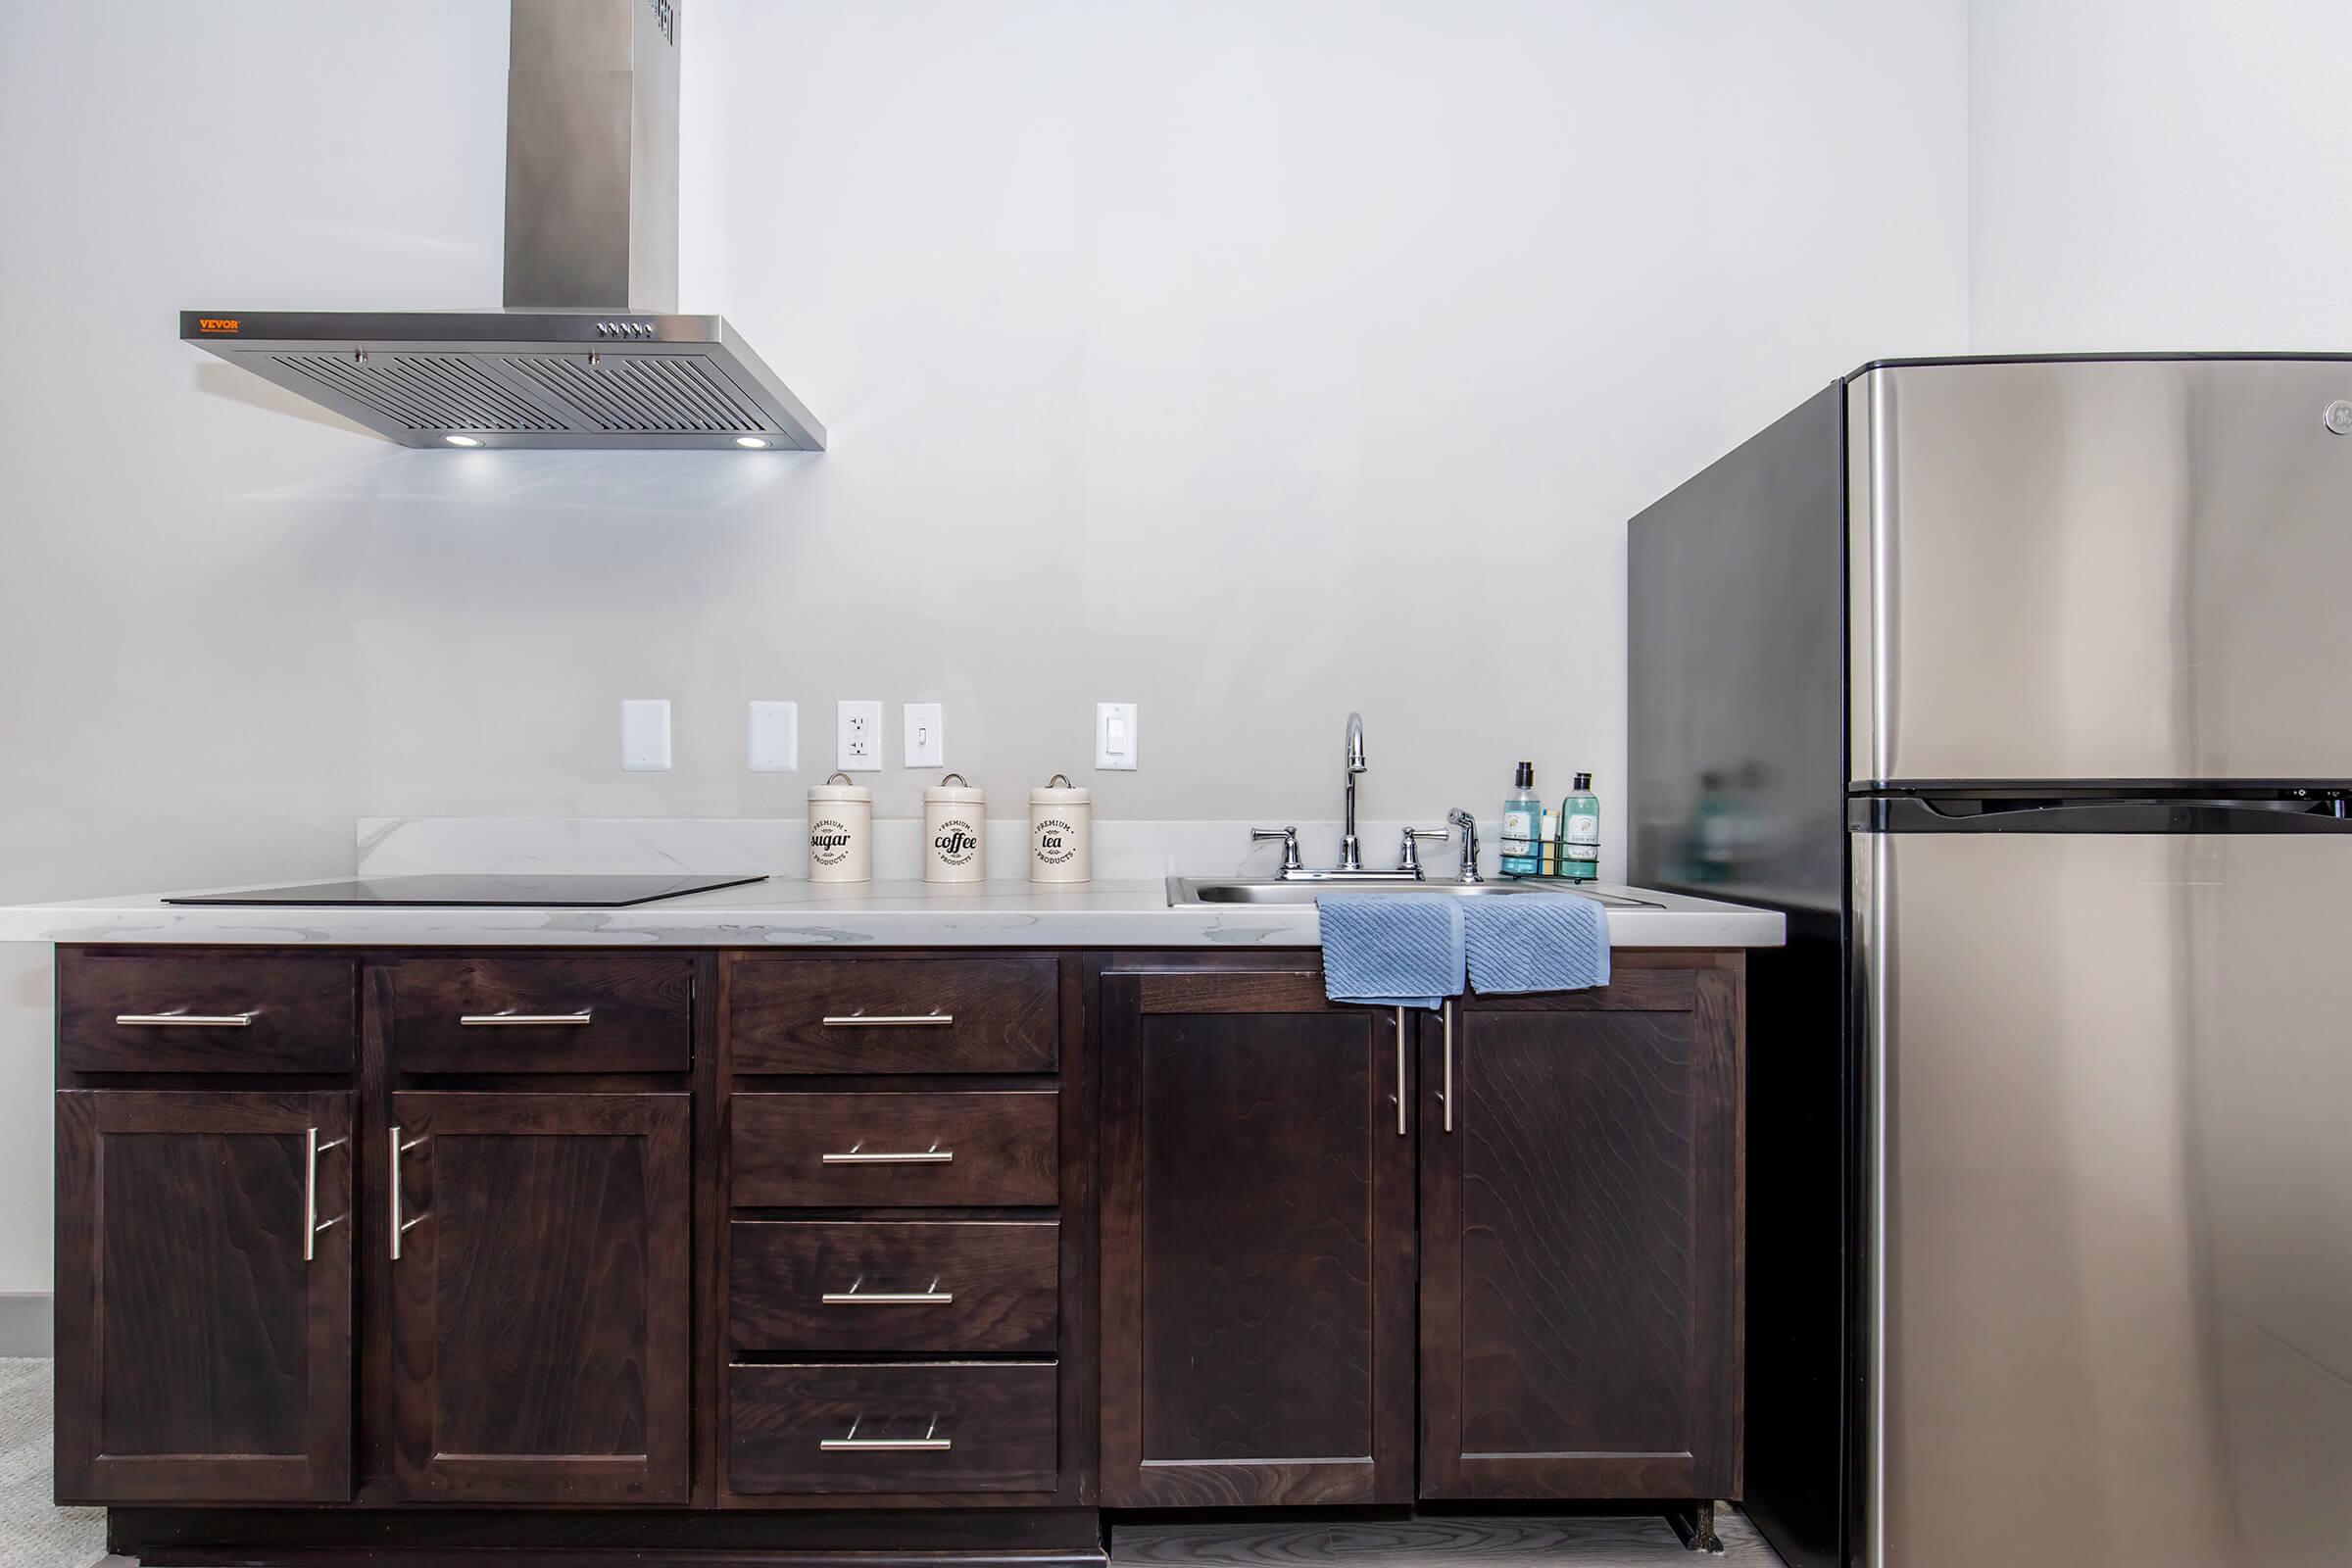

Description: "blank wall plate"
748 701 799 772
620 699 672 771
836 700 883 771
1096 701 1138 770
904 703 944 768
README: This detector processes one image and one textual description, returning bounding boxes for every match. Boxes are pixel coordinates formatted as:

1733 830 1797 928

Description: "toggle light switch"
904 703 944 768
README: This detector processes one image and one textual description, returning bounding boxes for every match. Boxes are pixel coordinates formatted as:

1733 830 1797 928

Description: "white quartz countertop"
0 878 1786 950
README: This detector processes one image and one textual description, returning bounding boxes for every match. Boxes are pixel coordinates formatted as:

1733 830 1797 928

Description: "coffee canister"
808 772 873 883
922 773 987 884
1029 773 1092 884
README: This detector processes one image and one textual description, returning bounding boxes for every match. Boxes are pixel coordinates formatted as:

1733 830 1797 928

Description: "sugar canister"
922 773 987 884
1029 773 1092 884
807 772 872 883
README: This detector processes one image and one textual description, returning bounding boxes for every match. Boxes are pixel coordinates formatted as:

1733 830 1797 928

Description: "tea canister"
807 773 872 883
922 773 987 884
1029 773 1092 884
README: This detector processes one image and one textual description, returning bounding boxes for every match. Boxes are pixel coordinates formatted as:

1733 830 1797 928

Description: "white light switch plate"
904 703 945 768
836 700 883 771
748 701 799 772
1096 701 1138 770
620 699 672 771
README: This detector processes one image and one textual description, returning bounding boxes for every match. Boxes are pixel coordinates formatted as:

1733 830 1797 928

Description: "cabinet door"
55 1090 353 1502
1100 967 1415 1506
387 1092 690 1503
1419 961 1743 1499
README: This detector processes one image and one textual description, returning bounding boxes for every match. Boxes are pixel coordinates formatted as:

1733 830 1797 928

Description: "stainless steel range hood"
180 0 824 452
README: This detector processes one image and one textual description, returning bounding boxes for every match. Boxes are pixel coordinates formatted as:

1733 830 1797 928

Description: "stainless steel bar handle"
461 1009 593 1026
821 1011 954 1028
820 1416 950 1452
302 1129 349 1263
820 1143 954 1165
1443 1000 1454 1133
115 1009 258 1028
388 1127 430 1260
823 1276 954 1305
1395 1007 1408 1136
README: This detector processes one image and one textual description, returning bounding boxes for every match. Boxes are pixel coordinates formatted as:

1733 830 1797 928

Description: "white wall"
0 0 1972 1294
1969 0 2352 351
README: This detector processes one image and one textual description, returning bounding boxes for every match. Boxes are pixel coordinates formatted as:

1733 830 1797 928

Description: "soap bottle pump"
1501 762 1542 877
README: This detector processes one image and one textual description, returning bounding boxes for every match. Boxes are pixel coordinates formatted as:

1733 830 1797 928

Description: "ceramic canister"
922 773 987 884
807 772 873 883
1029 773 1092 884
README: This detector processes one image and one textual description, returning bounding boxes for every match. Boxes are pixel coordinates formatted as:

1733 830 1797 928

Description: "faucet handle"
1445 809 1484 884
1251 826 1304 876
1397 827 1449 878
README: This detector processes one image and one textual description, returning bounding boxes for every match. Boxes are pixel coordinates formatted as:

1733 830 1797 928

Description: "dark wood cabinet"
58 951 356 1074
384 956 693 1074
55 1090 354 1503
51 937 1747 1558
1098 966 1416 1506
386 1091 692 1503
1419 956 1744 1500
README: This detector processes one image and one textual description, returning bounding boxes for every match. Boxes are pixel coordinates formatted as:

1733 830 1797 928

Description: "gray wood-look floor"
1112 1513 1782 1566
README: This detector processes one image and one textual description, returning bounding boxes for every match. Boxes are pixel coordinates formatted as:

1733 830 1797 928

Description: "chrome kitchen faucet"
1250 712 1468 883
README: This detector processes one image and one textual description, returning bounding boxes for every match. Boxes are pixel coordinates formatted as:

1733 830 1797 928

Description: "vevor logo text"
197 318 240 333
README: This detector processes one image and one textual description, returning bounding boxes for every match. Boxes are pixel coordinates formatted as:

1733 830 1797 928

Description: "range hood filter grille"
504 353 768 435
272 351 565 435
202 325 823 451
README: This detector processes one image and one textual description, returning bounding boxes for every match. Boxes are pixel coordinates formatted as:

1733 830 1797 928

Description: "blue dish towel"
1464 894 1610 994
1316 894 1467 1009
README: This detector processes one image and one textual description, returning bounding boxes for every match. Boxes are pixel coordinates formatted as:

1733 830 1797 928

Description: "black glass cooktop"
164 873 767 908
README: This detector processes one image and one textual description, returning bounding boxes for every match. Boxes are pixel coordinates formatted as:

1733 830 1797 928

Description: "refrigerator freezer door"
1849 357 2352 786
1856 828 2352 1568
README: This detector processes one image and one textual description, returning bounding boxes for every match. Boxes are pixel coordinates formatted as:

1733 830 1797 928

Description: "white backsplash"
357 817 1503 883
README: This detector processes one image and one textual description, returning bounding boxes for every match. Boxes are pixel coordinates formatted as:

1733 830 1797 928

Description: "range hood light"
445 434 484 448
734 436 771 449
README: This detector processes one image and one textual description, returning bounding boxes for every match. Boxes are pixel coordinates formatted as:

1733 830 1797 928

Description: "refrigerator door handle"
1851 794 2352 834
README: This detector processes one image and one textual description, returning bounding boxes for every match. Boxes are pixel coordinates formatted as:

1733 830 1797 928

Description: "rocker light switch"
1096 702 1138 770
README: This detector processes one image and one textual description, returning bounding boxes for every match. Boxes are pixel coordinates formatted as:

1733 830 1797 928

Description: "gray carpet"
0 1360 102 1567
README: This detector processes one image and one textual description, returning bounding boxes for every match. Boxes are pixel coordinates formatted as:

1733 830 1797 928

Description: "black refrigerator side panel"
1628 380 1853 1568
1627 379 1846 908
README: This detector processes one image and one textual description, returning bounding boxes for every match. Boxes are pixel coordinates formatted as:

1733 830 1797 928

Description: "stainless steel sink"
1167 877 1662 908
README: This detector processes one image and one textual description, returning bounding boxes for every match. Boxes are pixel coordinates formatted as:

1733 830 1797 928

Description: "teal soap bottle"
1560 771 1600 883
1500 762 1542 877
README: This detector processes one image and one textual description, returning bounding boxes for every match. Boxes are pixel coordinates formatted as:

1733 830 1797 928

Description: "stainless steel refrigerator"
1628 355 2352 1568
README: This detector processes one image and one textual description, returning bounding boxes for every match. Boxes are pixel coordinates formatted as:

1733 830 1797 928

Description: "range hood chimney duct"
504 0 679 313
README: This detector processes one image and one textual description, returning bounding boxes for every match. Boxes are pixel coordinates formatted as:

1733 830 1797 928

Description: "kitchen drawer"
730 956 1057 1075
731 1092 1057 1207
730 1220 1058 1353
728 1361 1057 1495
385 956 692 1073
58 951 356 1074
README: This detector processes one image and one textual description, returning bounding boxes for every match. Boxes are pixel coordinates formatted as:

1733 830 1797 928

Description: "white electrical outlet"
1096 701 1138 770
836 700 883 771
904 703 944 768
620 699 672 771
748 701 799 772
